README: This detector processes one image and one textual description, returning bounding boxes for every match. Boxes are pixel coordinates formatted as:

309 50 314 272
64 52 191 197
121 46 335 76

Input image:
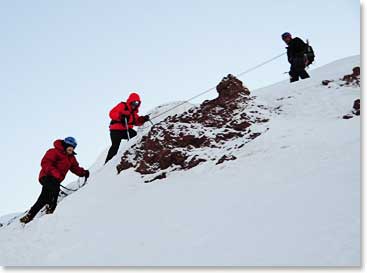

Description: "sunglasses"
130 101 140 107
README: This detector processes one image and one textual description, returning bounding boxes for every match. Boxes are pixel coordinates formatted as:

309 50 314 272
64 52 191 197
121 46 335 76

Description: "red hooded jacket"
38 140 87 183
109 93 145 131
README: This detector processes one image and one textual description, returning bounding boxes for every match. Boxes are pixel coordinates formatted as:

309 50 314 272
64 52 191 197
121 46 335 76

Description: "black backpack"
305 40 315 65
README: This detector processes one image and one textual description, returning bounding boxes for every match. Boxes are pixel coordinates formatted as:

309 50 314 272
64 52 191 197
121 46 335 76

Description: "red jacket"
109 93 145 131
38 140 87 183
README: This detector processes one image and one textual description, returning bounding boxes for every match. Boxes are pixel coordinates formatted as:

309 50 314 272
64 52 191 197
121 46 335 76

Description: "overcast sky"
0 0 360 216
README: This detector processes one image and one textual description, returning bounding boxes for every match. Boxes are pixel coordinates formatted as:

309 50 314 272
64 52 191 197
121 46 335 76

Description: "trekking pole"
124 117 131 141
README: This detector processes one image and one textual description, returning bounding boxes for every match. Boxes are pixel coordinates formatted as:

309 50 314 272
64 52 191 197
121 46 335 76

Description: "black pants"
289 65 310 83
28 176 60 218
105 129 137 164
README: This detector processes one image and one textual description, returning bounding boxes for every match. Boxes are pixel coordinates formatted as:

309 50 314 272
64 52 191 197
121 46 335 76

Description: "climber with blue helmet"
20 137 89 224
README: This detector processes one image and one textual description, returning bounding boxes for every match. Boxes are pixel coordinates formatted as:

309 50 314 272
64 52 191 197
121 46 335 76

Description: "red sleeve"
70 157 87 177
41 149 63 181
109 103 131 121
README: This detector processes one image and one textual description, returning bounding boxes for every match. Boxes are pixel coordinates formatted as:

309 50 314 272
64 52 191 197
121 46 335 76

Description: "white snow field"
0 55 360 266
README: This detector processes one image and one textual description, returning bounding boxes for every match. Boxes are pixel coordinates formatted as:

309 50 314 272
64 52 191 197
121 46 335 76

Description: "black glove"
84 170 90 179
143 115 150 122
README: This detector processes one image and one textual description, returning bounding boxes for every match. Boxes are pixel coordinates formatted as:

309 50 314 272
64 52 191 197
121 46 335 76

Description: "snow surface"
0 56 360 266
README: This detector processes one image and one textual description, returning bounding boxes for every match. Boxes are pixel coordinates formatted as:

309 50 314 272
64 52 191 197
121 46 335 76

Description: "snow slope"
0 56 360 266
0 101 195 228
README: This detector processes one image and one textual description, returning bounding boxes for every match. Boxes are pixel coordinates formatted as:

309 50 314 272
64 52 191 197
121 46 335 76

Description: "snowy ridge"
0 56 360 266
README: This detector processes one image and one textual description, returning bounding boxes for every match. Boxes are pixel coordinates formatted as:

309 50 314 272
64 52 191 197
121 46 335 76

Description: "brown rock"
352 67 360 77
116 75 268 181
145 173 167 183
342 114 353 120
342 66 360 86
353 99 360 115
322 80 333 86
216 155 237 165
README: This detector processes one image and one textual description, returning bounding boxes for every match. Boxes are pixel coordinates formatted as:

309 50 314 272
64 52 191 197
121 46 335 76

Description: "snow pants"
289 57 310 83
28 176 60 218
105 129 137 164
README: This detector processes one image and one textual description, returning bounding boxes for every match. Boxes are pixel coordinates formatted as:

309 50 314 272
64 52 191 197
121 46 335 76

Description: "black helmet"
281 32 292 40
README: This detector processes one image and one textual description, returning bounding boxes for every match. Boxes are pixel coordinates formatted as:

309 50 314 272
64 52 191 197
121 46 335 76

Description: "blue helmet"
281 32 292 39
64 136 77 148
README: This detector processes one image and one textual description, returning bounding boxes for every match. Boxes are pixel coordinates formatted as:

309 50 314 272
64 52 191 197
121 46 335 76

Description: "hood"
54 140 65 151
126 92 141 111
53 139 76 155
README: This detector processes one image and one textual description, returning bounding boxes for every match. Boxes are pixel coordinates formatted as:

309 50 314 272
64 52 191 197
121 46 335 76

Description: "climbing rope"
60 177 88 194
149 52 286 121
60 184 78 192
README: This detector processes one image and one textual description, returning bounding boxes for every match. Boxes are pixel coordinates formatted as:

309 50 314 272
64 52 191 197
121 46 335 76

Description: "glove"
143 115 150 122
137 115 150 124
84 170 90 179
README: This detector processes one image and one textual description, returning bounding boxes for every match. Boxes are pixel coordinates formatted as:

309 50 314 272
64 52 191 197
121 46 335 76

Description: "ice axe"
124 117 131 141
80 175 88 187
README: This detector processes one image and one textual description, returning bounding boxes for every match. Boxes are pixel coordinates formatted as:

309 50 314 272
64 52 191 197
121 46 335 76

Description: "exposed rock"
343 66 360 82
341 66 360 86
322 66 360 87
353 99 360 116
342 99 360 119
216 74 250 98
216 155 237 165
322 80 333 86
145 173 167 183
342 114 353 120
249 132 262 139
116 74 270 181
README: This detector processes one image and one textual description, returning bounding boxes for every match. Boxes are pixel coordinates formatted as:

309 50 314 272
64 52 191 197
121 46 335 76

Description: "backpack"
305 40 315 65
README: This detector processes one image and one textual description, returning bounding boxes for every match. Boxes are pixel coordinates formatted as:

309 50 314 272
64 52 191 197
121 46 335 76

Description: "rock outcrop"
322 66 360 87
342 99 360 119
117 74 270 182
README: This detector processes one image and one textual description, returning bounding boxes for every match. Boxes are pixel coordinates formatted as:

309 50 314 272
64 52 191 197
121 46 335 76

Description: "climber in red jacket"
105 92 150 164
20 137 89 224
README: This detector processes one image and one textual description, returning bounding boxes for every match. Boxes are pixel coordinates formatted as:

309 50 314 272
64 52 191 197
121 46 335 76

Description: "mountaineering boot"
19 213 34 224
45 204 54 215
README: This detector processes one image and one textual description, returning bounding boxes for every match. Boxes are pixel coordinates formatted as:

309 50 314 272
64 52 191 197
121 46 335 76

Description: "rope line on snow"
56 52 289 186
60 184 78 192
60 177 88 193
149 52 286 121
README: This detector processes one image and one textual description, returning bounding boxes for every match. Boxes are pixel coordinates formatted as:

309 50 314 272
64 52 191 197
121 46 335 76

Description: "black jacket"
286 37 307 66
